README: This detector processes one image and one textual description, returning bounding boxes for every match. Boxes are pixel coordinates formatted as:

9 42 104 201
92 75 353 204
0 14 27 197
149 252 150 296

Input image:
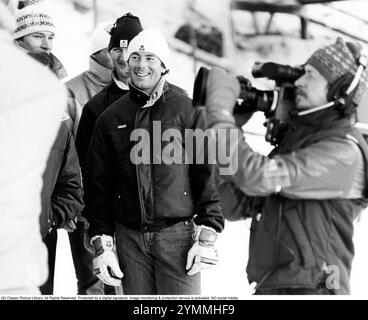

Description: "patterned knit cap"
306 37 368 105
14 1 55 39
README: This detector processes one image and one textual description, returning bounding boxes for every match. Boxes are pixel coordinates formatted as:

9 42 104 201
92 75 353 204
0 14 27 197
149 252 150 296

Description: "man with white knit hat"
13 0 67 79
83 28 224 295
66 21 114 136
73 13 144 296
0 0 67 295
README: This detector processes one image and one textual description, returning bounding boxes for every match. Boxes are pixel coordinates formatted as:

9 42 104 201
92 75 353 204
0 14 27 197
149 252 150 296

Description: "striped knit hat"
307 37 368 105
13 2 55 39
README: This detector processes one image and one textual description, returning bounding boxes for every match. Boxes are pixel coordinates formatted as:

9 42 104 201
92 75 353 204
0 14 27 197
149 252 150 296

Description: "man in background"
13 1 85 295
66 21 114 135
76 13 143 175
13 0 67 79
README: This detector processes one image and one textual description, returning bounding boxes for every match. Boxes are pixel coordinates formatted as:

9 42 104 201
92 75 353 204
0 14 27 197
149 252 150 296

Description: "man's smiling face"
128 51 165 94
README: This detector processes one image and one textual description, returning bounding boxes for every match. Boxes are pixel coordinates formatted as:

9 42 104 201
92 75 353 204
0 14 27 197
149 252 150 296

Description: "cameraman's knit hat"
108 13 143 51
306 37 368 105
0 0 18 33
127 27 170 70
14 2 55 39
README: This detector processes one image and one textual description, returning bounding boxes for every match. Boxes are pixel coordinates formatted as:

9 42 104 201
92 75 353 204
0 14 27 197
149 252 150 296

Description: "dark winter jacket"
75 79 128 176
84 80 224 236
40 117 84 238
217 109 368 294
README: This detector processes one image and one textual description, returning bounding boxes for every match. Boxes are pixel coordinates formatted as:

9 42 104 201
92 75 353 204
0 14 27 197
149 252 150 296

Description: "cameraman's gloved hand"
91 235 124 286
186 225 219 276
205 67 241 127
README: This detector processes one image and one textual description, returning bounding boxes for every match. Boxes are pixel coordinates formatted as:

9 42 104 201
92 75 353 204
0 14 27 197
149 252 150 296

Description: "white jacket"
0 30 67 293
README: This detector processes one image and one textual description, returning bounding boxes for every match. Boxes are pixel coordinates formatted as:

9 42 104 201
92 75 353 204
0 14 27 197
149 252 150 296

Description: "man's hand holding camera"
205 67 240 127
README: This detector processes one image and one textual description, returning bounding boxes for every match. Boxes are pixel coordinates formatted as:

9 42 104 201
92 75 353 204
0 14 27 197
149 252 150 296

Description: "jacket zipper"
253 200 283 292
149 107 156 222
134 108 147 229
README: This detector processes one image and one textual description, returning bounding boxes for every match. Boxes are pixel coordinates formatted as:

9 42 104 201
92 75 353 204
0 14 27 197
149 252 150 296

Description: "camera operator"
204 37 368 295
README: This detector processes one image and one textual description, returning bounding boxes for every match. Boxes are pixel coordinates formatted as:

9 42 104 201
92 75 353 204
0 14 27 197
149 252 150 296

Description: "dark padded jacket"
84 81 224 236
76 80 128 176
217 109 368 294
40 118 84 238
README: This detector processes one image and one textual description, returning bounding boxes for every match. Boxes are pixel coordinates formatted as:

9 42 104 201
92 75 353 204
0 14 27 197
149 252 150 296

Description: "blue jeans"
115 220 201 295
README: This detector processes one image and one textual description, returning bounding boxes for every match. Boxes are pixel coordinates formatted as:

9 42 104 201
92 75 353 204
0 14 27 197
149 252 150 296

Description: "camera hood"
193 67 210 107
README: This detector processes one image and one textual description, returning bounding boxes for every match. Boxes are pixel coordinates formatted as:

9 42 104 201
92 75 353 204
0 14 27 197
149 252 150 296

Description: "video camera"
193 62 305 145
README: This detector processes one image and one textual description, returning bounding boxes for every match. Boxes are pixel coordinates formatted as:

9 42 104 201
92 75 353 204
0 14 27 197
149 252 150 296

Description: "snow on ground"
45 0 368 297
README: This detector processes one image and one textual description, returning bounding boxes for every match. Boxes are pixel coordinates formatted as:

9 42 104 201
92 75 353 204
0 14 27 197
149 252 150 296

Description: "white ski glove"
91 235 124 287
186 225 219 276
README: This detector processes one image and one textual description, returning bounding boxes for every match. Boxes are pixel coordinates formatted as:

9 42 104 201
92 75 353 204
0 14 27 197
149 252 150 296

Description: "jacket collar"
86 57 113 87
49 53 68 80
12 41 68 81
112 71 129 90
289 107 348 129
128 76 169 107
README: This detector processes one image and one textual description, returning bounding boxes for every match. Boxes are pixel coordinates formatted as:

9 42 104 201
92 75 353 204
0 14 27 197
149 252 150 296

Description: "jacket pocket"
109 127 132 161
283 207 317 269
247 202 295 283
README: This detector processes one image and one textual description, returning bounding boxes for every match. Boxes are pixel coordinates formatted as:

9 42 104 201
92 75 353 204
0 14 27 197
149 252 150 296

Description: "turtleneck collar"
88 56 113 86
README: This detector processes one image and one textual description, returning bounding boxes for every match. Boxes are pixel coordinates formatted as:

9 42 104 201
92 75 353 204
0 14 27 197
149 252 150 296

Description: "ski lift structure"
230 0 368 44
89 0 368 75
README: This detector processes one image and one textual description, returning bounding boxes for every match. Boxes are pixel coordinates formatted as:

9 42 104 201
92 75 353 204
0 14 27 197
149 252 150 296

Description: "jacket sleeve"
217 178 251 221
190 107 225 233
66 95 83 137
214 124 365 199
51 122 84 228
83 121 115 237
75 102 98 178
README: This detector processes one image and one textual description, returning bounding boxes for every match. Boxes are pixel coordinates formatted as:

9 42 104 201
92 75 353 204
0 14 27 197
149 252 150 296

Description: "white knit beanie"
127 28 170 71
90 21 113 55
14 2 55 39
0 0 18 33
